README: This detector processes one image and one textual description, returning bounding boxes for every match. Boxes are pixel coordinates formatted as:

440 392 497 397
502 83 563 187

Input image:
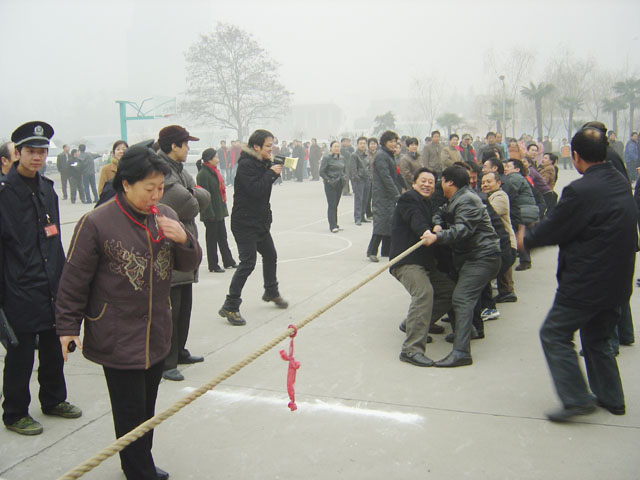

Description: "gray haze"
1 0 639 148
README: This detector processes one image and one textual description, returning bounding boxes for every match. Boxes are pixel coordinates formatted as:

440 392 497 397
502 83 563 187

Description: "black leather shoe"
545 404 596 422
435 350 473 367
515 263 531 271
210 266 225 273
162 368 184 381
156 466 170 479
597 400 625 415
178 355 204 364
429 323 445 334
224 263 238 269
399 352 434 367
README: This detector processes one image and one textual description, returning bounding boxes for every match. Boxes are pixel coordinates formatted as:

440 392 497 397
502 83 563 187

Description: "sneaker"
481 308 500 321
262 294 289 309
368 255 379 263
219 307 246 326
6 415 43 435
331 228 339 233
43 401 82 419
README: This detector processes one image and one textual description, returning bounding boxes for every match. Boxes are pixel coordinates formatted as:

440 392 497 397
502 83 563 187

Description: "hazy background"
1 0 639 150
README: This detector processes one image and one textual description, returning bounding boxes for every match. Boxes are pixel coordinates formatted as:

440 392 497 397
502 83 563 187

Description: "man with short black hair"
157 125 209 381
519 126 637 422
219 130 288 325
56 144 71 199
422 165 501 367
479 132 505 162
1 122 81 435
77 144 100 203
349 136 371 225
0 141 17 177
422 130 443 175
390 168 453 367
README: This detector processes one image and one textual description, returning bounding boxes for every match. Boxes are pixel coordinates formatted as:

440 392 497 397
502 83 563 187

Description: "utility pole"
499 75 506 138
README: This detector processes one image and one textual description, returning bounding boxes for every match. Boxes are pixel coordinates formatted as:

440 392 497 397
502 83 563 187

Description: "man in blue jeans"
422 165 501 367
519 126 637 422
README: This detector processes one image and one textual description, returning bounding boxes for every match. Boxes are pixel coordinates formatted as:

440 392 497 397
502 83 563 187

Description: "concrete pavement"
1 167 639 479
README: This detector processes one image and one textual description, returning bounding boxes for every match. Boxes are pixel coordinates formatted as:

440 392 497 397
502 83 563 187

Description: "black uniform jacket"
525 161 638 309
0 165 65 332
230 146 280 240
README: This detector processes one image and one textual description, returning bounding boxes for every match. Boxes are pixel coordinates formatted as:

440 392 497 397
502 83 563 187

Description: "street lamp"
499 75 506 138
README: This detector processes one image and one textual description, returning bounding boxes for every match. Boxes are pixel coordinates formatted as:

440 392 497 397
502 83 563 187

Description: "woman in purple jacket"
56 143 202 480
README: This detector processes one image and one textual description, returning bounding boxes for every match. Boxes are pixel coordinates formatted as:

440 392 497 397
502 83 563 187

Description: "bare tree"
183 23 292 141
411 76 445 134
545 49 593 140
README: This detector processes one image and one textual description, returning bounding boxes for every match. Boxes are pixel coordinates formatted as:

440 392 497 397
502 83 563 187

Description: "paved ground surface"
1 166 639 479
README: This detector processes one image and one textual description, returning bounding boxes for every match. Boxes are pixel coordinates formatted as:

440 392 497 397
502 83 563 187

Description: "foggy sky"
1 0 638 145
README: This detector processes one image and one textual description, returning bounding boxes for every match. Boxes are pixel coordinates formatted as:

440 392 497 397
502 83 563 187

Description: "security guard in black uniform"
0 121 81 435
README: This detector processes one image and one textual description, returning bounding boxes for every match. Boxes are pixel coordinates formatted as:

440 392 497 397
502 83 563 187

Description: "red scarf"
204 162 226 202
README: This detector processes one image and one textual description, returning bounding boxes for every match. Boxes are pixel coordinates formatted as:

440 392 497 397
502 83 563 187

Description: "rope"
56 238 427 480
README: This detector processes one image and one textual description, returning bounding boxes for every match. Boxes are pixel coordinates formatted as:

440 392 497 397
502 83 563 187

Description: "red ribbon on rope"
279 325 300 411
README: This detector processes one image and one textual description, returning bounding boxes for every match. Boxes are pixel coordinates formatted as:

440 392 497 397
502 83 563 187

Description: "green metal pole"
117 101 128 142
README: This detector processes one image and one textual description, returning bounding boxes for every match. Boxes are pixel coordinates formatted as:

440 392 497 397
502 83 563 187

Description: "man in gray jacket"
157 125 210 381
423 165 501 367
349 136 371 225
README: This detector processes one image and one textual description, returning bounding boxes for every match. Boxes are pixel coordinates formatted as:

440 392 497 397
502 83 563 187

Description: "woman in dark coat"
196 148 237 272
56 144 202 480
366 130 401 261
319 140 346 232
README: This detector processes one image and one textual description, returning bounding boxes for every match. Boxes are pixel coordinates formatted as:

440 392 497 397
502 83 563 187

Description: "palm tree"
559 96 584 139
613 77 640 135
601 97 628 135
521 82 555 140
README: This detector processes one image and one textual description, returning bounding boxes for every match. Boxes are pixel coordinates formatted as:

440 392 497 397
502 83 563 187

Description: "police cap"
11 121 54 148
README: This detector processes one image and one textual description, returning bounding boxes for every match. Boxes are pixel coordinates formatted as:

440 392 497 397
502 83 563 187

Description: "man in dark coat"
157 125 209 381
55 144 71 200
219 130 287 325
309 138 322 181
390 168 453 367
519 126 637 422
292 140 306 182
366 131 401 261
1 121 81 435
77 144 100 203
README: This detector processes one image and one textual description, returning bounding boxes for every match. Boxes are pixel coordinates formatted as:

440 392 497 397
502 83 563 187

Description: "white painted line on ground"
182 387 423 425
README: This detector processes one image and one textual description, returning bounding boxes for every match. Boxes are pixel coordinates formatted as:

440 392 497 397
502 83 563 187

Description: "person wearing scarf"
196 148 237 272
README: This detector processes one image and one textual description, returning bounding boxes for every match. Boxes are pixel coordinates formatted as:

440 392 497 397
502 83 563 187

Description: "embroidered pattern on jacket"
104 240 148 290
154 242 172 280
